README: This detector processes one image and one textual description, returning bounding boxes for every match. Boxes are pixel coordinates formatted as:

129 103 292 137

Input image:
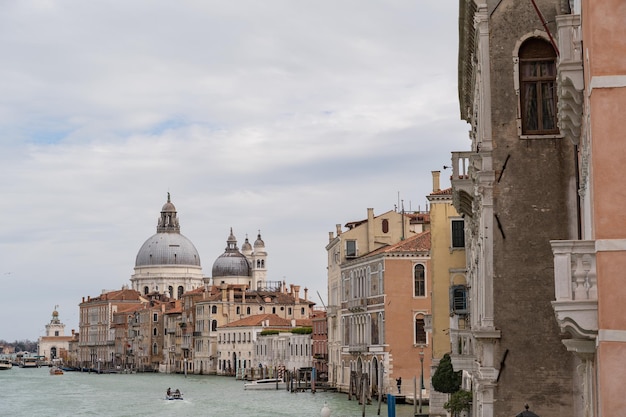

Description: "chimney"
432 171 441 193
335 224 342 236
328 231 334 243
293 285 300 304
304 287 308 302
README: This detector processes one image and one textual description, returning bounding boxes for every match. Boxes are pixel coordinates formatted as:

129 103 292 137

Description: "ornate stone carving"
557 74 584 145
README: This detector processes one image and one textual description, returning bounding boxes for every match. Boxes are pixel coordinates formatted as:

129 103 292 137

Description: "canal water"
0 367 422 417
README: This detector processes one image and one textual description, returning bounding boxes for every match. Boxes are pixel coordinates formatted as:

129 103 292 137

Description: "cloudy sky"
0 0 469 342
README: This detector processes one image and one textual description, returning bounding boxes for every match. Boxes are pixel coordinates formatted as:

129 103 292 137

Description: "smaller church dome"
212 229 251 278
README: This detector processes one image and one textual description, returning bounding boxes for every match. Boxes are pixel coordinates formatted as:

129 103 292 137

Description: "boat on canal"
49 366 64 375
19 357 39 368
0 359 12 370
243 378 286 390
165 388 183 400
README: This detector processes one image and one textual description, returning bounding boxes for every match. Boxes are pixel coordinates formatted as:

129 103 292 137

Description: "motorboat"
243 378 286 390
165 389 183 400
0 359 12 370
50 366 64 375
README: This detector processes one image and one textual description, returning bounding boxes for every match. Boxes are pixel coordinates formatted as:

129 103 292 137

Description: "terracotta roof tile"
365 230 431 257
223 313 293 328
430 187 452 196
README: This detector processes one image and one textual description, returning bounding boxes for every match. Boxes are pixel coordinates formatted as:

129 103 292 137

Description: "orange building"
329 208 432 398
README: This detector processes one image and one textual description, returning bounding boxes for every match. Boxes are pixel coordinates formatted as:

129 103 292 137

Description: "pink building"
550 1 626 416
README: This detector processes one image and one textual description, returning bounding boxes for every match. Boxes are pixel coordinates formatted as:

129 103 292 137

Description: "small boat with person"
49 366 64 375
243 378 286 390
165 388 183 400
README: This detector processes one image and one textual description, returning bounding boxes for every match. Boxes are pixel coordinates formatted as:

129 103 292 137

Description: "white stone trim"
598 329 626 343
595 239 626 252
590 75 626 89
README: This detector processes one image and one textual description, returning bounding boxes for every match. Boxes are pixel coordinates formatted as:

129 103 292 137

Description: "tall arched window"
143 286 149 295
414 264 426 297
519 37 558 135
177 286 184 299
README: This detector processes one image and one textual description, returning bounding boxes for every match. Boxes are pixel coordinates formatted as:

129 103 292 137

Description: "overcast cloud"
0 0 468 342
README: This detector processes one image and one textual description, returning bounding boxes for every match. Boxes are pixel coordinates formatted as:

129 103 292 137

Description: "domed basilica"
130 193 269 298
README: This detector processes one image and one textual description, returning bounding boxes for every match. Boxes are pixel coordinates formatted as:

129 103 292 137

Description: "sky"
0 0 469 342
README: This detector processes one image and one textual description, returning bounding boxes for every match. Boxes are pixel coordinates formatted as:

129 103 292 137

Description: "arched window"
246 306 251 314
211 305 217 314
143 286 149 295
153 327 157 336
414 264 426 297
382 219 389 233
518 37 558 135
168 286 174 297
152 343 158 355
177 286 184 299
236 306 241 315
211 320 217 332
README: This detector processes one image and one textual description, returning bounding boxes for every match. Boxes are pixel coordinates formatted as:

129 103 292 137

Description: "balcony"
550 240 598 340
450 151 477 217
450 327 475 372
347 344 369 354
347 298 366 312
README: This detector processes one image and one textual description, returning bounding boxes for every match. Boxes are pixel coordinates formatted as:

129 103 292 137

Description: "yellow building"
426 171 467 416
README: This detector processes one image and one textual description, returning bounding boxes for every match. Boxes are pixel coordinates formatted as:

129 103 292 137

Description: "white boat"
244 378 286 390
20 357 39 368
165 389 183 400
0 359 12 370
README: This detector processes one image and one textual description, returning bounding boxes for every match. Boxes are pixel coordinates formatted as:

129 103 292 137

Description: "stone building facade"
453 1 579 416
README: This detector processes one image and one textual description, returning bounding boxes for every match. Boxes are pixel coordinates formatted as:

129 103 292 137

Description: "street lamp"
418 349 424 414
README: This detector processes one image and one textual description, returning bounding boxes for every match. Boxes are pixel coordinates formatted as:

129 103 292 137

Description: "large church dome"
135 193 201 267
135 232 201 267
212 229 250 277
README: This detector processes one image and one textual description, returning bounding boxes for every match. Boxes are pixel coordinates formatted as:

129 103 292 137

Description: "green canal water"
0 366 423 417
